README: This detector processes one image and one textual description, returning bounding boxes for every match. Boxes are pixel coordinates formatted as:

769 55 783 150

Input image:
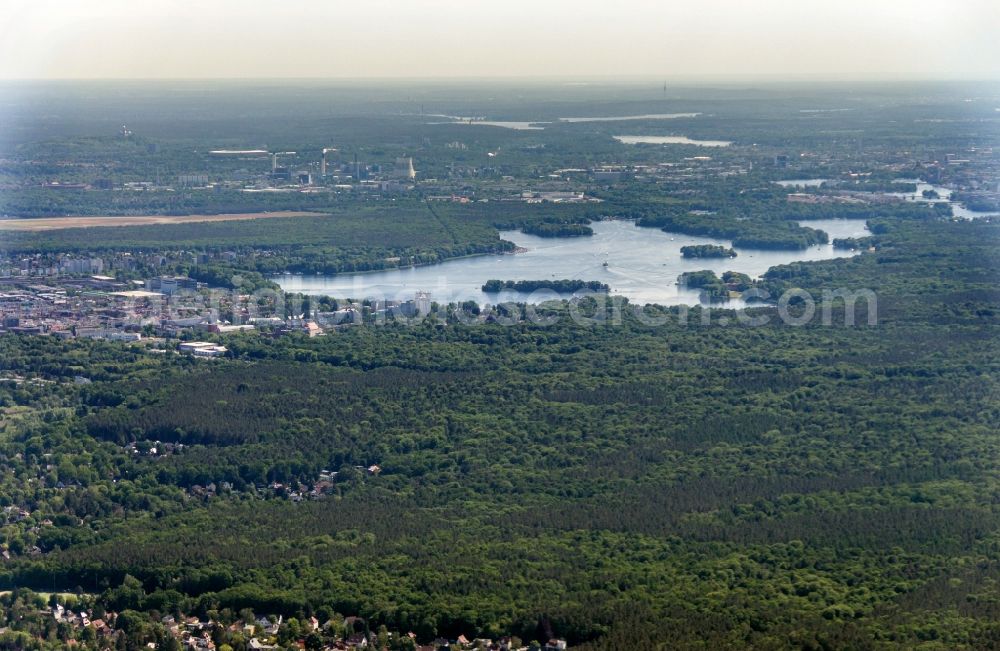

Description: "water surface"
614 135 732 147
427 115 548 130
889 180 1000 220
560 113 701 122
276 219 870 306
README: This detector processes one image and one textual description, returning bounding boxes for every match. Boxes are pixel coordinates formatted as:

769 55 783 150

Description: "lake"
559 113 701 122
779 178 999 220
275 219 871 307
889 180 1000 220
426 115 549 130
426 113 703 129
614 135 732 147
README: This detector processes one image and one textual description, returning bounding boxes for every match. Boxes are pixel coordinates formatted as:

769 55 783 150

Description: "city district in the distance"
0 80 998 651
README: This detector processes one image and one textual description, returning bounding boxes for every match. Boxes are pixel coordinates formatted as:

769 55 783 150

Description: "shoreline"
273 243 522 280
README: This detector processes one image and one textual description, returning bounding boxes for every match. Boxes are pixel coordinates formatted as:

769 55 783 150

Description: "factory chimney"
321 148 337 177
394 156 416 181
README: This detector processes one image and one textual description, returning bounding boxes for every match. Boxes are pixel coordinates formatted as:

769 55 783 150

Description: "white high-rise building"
415 291 431 316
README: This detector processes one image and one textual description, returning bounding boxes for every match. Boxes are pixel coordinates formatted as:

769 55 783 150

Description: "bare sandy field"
0 211 327 232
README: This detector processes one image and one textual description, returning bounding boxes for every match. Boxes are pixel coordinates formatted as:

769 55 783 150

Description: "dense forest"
0 201 614 282
680 244 737 258
639 211 830 249
1 213 998 648
2 79 999 649
519 223 593 238
481 279 609 294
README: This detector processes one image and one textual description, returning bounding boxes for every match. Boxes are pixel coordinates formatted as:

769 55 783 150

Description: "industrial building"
178 342 228 357
393 157 416 180
178 174 209 186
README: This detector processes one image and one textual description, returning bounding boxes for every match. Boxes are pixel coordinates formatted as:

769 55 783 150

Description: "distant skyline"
1 0 998 81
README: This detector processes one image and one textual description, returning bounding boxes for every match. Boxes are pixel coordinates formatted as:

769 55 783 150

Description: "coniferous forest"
1 77 999 649
1 213 998 648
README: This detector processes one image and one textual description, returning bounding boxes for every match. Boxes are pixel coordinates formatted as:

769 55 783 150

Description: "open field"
0 211 328 231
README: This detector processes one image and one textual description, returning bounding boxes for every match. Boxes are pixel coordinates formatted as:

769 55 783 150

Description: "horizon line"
1 74 999 84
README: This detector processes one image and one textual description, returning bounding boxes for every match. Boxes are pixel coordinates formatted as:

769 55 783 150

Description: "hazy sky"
1 0 997 80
